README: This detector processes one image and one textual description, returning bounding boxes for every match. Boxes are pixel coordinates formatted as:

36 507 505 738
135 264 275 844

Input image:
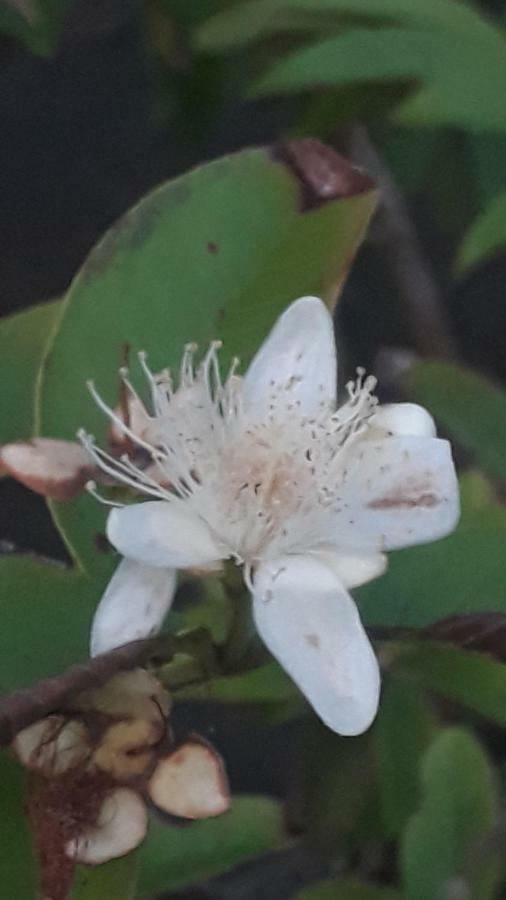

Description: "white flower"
81 297 459 736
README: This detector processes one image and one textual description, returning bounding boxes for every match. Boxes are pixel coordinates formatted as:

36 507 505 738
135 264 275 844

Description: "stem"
222 561 255 671
347 125 457 360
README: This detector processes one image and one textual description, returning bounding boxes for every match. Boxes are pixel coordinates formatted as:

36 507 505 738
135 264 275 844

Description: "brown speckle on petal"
368 491 439 510
305 634 320 649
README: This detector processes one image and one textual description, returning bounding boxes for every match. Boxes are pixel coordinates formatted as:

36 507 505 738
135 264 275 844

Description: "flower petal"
147 739 230 819
0 438 95 500
312 549 387 588
252 554 380 736
66 788 148 865
242 296 337 422
369 403 436 438
90 559 177 657
334 435 459 552
107 501 226 569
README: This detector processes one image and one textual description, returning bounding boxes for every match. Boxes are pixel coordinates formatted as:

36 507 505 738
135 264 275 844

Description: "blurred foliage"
405 361 506 483
137 795 285 896
192 0 506 267
457 192 506 273
0 0 71 55
401 728 500 900
0 0 505 898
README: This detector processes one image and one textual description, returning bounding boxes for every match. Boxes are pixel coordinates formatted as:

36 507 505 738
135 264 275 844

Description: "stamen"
78 430 170 500
85 381 160 456
119 367 148 413
180 343 197 387
199 340 223 395
85 480 123 508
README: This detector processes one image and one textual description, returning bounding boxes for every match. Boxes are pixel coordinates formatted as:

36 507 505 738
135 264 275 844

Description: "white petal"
252 554 380 736
242 296 337 422
370 403 436 438
334 435 459 552
312 549 387 588
0 438 94 500
66 788 148 865
107 501 226 569
90 559 177 657
148 740 230 819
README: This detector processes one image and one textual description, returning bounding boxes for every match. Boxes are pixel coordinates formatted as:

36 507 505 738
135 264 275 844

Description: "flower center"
79 345 378 564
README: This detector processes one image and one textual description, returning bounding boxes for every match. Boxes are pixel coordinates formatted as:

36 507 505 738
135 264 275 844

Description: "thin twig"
347 125 456 360
0 637 161 746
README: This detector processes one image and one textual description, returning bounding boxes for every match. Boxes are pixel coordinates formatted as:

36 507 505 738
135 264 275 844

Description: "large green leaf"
0 300 61 444
401 728 499 900
456 192 506 274
0 556 96 692
405 362 506 483
37 145 376 572
391 641 506 727
356 473 506 628
0 752 37 897
137 795 285 895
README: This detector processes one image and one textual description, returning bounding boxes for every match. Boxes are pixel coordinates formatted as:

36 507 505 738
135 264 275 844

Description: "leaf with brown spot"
37 142 377 573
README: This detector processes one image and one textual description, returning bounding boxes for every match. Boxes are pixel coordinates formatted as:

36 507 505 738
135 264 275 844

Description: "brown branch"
347 125 457 360
0 637 162 747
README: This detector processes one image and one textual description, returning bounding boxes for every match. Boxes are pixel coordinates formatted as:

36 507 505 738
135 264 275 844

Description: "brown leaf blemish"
274 138 375 211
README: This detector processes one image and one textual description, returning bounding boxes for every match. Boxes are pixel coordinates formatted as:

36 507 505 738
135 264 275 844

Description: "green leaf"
0 752 37 898
405 361 506 483
254 27 506 132
254 29 439 95
390 640 506 727
69 855 138 900
197 0 494 52
297 878 401 899
402 728 499 900
0 300 61 444
174 660 298 704
456 192 506 273
37 145 376 572
466 133 506 205
375 679 435 837
0 556 97 691
0 0 71 56
288 719 375 846
356 473 506 628
137 795 285 896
